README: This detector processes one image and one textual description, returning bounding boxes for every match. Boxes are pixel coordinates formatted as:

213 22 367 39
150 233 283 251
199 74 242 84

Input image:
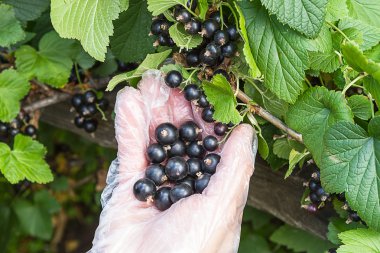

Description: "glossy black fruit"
202 153 221 174
214 122 228 136
186 51 200 67
214 30 230 46
195 173 211 193
185 18 201 35
204 42 221 58
151 19 164 35
145 164 167 186
201 107 214 122
0 122 9 136
186 141 206 158
221 42 237 58
213 69 230 81
24 125 37 137
197 93 209 108
308 179 320 192
78 104 97 117
165 156 189 181
336 192 345 201
348 211 361 222
187 158 202 177
175 8 191 23
184 84 201 101
200 50 218 66
10 118 22 129
179 176 195 190
168 139 186 157
83 118 98 133
200 19 220 38
155 122 178 145
71 94 84 108
156 34 170 46
165 70 183 88
9 128 20 137
133 178 157 201
226 26 239 41
179 121 200 142
186 0 197 11
74 116 85 128
209 11 221 23
154 187 172 211
159 20 171 34
98 98 109 111
170 183 194 203
147 143 166 163
309 193 320 204
203 135 218 151
84 90 97 104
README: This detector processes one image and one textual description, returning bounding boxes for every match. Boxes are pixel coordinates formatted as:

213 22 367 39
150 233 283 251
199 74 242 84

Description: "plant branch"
23 92 71 113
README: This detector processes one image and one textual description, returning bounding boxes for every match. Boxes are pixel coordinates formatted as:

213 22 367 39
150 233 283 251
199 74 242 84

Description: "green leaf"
92 51 118 77
286 149 309 178
347 0 380 28
3 0 49 22
326 0 349 22
110 0 155 63
15 31 73 88
363 76 380 107
202 75 242 124
0 135 53 184
321 117 380 231
259 0 328 38
258 134 269 160
342 41 380 82
286 86 353 164
106 49 172 91
270 224 334 253
327 218 365 245
70 42 96 69
51 0 121 61
0 4 25 47
0 69 30 122
347 95 372 120
237 0 309 103
147 0 185 16
120 0 129 11
239 235 271 253
34 190 61 214
273 138 292 159
309 51 341 73
337 228 380 253
198 0 208 20
169 23 203 50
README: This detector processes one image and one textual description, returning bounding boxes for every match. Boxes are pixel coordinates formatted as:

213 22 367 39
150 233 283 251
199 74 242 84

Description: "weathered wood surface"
40 92 332 239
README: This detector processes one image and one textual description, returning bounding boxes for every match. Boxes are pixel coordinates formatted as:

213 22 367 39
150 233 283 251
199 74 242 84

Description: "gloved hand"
89 70 257 253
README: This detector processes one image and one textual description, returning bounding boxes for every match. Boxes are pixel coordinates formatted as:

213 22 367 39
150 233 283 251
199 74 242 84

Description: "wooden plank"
40 93 331 239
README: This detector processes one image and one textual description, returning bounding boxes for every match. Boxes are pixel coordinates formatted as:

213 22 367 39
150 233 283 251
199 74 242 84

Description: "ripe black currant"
0 122 9 136
186 141 206 158
197 93 209 108
186 0 197 11
83 118 98 133
24 125 37 137
175 8 191 23
155 34 170 46
79 104 97 117
186 51 200 67
165 156 189 181
151 19 164 35
168 139 186 157
203 135 218 151
185 18 201 35
221 42 237 58
204 42 221 58
74 115 85 128
202 153 220 174
147 143 167 163
98 98 109 111
309 192 320 204
9 128 20 137
308 179 320 191
201 107 214 123
155 122 178 145
200 50 218 66
214 30 230 46
184 84 201 101
133 178 157 202
187 158 202 177
145 164 167 186
214 122 228 136
154 187 172 211
84 90 97 104
348 211 361 222
165 70 183 88
179 176 195 190
71 94 84 108
226 26 239 41
209 11 221 23
159 20 171 34
170 183 194 203
179 121 201 142
10 118 22 129
195 173 211 193
200 19 220 38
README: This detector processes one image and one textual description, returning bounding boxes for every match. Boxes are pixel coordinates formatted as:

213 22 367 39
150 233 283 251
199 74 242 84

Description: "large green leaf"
15 31 73 88
286 87 353 164
0 4 25 47
327 218 365 245
259 0 328 38
0 135 53 184
309 51 341 73
347 95 372 120
347 0 380 28
169 23 203 50
363 76 380 107
325 0 348 22
147 0 185 16
51 0 121 61
337 228 380 253
237 0 309 103
321 117 380 231
3 0 49 22
0 69 30 122
110 0 155 63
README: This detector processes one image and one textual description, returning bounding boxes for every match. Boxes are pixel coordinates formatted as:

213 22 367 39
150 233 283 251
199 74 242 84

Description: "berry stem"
341 74 367 95
74 63 82 84
96 104 108 121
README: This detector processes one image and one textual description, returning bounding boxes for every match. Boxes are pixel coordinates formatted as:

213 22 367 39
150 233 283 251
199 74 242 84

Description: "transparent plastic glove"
89 70 257 253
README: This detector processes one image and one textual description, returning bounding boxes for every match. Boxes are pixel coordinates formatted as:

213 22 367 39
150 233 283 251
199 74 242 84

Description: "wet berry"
186 141 206 158
202 153 220 174
165 70 183 88
133 178 156 201
168 139 186 157
214 122 228 136
221 42 237 58
170 183 194 203
147 143 167 163
179 121 201 142
195 173 211 193
145 164 167 186
202 107 214 122
184 84 201 101
200 19 220 38
214 30 229 46
185 18 201 35
83 90 97 104
154 187 172 211
187 158 202 177
165 156 189 181
203 135 218 151
83 118 98 133
155 122 178 145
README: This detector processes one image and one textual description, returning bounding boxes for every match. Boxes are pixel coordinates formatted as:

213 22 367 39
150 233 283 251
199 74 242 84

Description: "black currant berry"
98 98 109 111
10 118 22 129
156 34 171 46
170 183 194 203
214 30 230 46
195 173 211 193
179 176 195 190
202 153 221 174
9 128 20 137
201 107 214 123
200 19 220 38
221 42 237 58
74 115 85 128
175 8 191 23
213 69 230 81
186 141 206 158
165 156 189 181
23 114 31 123
83 118 98 133
203 135 218 151
79 104 97 117
309 193 320 204
200 50 218 66
214 122 228 136
0 122 9 136
348 211 361 222
24 125 37 137
187 158 202 177
308 179 320 192
312 171 320 181
133 178 157 202
165 70 183 88
145 164 167 186
71 94 84 108
155 122 178 145
186 51 200 67
151 19 163 35
154 187 172 211
336 192 345 201
197 93 209 108
168 139 186 157
84 90 97 104
185 18 201 35
179 121 201 142
184 84 201 101
226 26 239 41
204 42 221 58
147 143 167 163
209 12 221 23
186 0 197 11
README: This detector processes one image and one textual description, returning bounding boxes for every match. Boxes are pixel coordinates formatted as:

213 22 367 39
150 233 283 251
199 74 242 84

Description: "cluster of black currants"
70 90 109 133
336 192 364 224
0 113 37 142
133 121 221 211
302 171 331 212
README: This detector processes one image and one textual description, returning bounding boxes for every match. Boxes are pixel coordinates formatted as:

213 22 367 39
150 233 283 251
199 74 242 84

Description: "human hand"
89 70 257 253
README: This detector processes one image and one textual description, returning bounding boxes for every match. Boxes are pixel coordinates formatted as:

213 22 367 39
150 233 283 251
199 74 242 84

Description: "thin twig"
23 92 71 113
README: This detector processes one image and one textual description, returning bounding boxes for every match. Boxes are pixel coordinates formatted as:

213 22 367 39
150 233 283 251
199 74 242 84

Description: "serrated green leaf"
239 235 271 253
198 0 208 20
347 95 372 120
364 76 380 107
365 44 380 63
286 149 309 178
34 190 61 214
51 0 121 61
147 0 186 16
347 0 380 28
337 228 380 253
0 4 25 47
15 31 73 88
327 218 365 245
273 139 292 159
202 75 242 124
309 51 341 73
326 0 349 22
106 49 172 91
0 135 53 184
168 23 203 50
321 117 380 231
120 0 129 11
0 69 30 122
237 0 309 103
259 0 328 38
70 42 96 69
286 86 353 164
308 25 333 52
257 134 269 160
3 0 49 22
110 0 155 63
